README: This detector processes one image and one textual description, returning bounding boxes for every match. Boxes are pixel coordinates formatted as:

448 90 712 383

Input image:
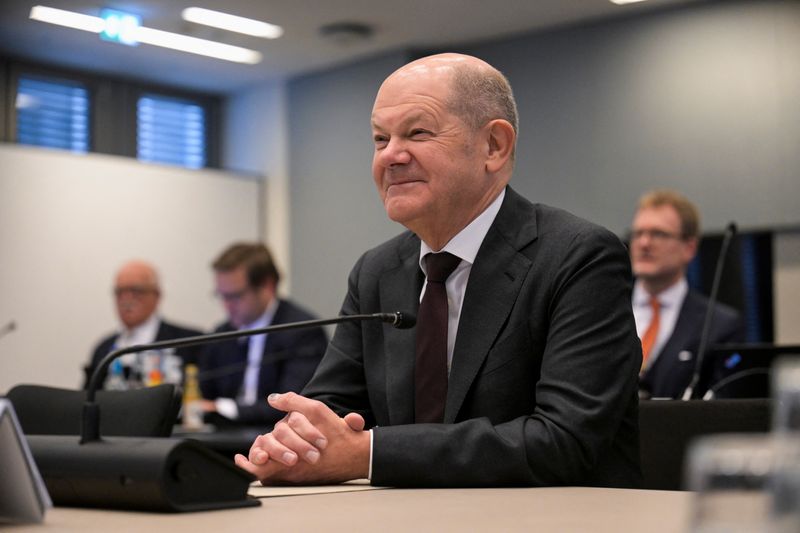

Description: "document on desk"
248 479 387 498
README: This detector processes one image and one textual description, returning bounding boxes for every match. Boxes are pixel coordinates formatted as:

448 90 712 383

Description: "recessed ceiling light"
319 22 373 46
29 5 261 64
181 7 283 39
609 0 650 4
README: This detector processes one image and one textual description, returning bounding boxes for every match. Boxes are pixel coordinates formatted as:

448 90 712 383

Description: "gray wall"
463 0 800 234
286 0 800 320
288 52 410 317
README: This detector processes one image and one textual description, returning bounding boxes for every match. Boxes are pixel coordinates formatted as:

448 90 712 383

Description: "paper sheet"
248 479 387 497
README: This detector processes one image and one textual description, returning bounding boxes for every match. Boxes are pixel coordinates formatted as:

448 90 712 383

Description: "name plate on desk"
0 399 52 524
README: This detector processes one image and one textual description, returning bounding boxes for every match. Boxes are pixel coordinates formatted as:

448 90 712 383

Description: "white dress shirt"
632 278 688 370
114 313 161 368
418 188 505 371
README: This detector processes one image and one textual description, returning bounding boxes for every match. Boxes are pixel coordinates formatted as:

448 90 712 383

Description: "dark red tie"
415 252 461 423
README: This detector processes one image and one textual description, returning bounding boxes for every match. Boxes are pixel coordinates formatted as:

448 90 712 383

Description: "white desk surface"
7 486 693 532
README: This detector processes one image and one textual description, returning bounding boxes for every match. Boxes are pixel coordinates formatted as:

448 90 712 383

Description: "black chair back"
639 398 771 491
6 383 181 437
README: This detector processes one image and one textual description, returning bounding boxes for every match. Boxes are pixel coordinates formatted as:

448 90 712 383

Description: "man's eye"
373 135 388 146
410 129 430 137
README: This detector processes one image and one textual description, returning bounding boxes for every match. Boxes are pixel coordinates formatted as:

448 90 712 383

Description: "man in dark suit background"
234 53 642 487
631 190 745 399
198 243 328 427
83 260 201 389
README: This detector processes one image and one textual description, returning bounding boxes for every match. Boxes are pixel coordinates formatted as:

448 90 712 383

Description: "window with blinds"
15 76 90 153
137 94 206 169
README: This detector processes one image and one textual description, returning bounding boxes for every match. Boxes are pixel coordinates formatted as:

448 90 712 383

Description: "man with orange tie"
630 190 744 399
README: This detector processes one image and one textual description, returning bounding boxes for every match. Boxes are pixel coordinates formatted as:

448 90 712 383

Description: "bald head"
382 53 518 141
114 260 161 329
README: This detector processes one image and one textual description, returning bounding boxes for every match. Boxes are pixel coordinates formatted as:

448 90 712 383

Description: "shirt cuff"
368 428 374 481
215 397 239 420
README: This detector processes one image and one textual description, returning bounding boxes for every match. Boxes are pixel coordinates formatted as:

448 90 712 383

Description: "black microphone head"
727 221 738 235
388 311 416 329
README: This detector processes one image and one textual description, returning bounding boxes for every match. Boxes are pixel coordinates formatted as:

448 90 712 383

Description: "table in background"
8 486 693 532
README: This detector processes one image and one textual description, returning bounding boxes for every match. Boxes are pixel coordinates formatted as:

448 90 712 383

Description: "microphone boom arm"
82 311 413 443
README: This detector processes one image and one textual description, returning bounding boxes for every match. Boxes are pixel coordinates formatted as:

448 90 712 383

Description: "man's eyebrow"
371 111 431 131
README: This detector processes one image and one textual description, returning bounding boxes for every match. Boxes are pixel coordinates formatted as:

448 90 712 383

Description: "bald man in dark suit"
234 53 642 488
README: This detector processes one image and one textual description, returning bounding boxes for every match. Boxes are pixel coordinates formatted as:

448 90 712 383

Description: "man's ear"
683 237 699 263
485 119 515 173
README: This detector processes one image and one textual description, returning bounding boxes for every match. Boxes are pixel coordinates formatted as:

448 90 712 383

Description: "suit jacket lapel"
380 235 423 425
445 188 538 422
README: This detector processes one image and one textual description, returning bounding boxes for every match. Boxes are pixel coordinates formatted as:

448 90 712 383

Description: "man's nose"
377 138 411 167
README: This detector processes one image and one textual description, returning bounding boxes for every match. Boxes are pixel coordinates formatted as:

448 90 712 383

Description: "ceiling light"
135 27 262 64
181 7 283 39
609 0 650 4
29 5 104 33
29 5 261 64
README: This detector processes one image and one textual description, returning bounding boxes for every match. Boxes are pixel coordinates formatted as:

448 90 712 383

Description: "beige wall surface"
0 144 261 392
775 231 800 344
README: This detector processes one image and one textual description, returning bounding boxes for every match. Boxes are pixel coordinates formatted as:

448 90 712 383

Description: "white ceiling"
0 0 702 94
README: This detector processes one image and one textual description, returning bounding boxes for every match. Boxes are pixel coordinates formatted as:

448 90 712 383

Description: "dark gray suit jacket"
639 289 744 399
304 187 642 487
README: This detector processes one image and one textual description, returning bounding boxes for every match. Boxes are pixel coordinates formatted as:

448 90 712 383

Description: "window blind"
16 76 90 153
137 94 206 169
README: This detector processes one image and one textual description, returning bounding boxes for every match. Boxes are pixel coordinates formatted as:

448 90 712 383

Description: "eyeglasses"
214 288 251 303
114 286 157 298
629 229 685 242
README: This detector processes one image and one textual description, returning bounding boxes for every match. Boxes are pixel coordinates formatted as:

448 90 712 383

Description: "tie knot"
425 252 461 283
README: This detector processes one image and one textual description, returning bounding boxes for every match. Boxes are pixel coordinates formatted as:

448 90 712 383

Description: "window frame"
1 57 221 169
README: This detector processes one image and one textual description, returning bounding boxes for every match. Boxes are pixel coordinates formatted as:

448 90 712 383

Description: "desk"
9 486 692 532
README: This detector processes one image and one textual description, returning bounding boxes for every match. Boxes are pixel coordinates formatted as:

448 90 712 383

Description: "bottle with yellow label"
182 364 204 430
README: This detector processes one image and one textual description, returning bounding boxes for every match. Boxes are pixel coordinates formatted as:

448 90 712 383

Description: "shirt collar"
633 277 688 308
240 297 279 331
419 188 506 271
119 312 160 342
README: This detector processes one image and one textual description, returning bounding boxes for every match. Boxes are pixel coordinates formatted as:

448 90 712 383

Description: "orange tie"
640 296 660 369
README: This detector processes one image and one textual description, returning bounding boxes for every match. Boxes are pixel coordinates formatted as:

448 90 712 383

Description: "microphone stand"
681 223 738 401
27 311 413 512
82 311 413 443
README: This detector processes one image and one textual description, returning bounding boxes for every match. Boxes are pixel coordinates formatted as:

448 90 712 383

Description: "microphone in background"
27 311 414 512
702 367 771 400
681 222 738 401
0 320 16 340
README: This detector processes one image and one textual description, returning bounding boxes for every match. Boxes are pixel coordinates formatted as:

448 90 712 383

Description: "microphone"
83 310 415 440
681 222 738 401
0 320 16 340
702 367 771 400
26 311 414 512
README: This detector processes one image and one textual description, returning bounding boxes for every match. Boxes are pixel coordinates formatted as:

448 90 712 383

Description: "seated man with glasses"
83 259 202 389
630 190 744 399
198 242 328 427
